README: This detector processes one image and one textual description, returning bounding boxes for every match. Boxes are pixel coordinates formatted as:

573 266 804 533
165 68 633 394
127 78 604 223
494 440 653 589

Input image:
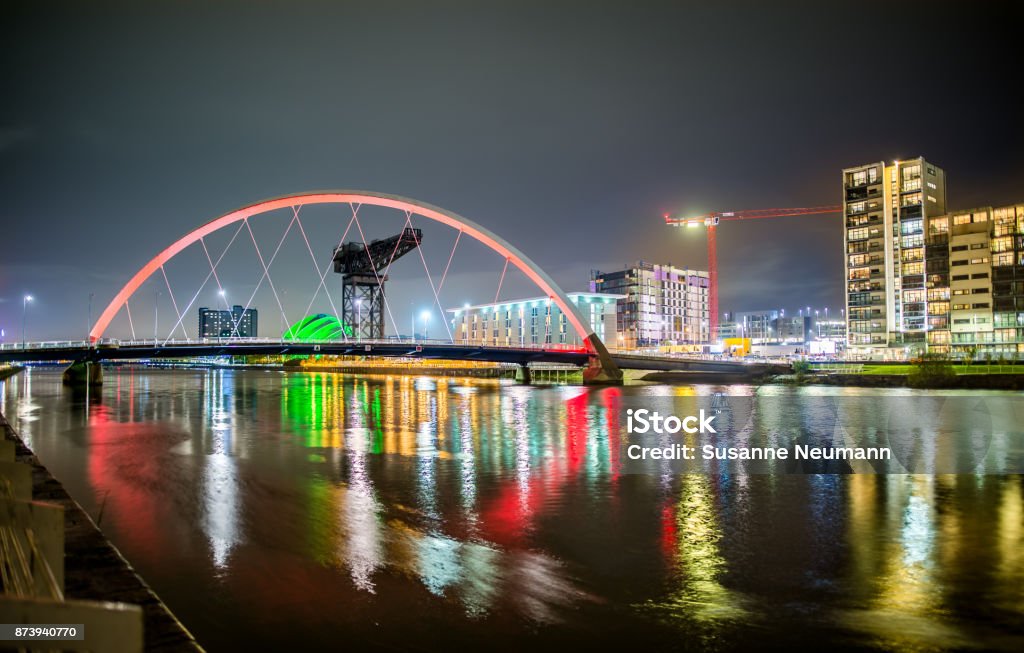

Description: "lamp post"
219 289 228 338
21 295 33 350
421 310 431 341
87 292 94 344
279 289 286 338
356 298 363 343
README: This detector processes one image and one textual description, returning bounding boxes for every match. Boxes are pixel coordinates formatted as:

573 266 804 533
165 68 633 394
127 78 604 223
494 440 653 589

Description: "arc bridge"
80 191 623 384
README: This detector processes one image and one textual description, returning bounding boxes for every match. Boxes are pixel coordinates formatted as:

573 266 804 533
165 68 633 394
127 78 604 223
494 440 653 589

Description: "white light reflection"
201 370 241 572
341 387 383 592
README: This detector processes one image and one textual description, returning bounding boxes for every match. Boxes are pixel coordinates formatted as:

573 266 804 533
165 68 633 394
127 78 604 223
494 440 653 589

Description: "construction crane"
333 227 423 340
663 206 841 340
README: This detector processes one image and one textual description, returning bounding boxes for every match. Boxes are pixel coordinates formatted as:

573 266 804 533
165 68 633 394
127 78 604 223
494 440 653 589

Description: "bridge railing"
3 338 589 354
1 434 144 652
0 340 94 351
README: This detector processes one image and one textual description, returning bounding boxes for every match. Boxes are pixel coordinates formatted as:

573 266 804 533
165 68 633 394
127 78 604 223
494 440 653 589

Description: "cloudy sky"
2 1 1021 341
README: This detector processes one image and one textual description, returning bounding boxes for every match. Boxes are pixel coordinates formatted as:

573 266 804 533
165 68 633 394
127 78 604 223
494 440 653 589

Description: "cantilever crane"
333 227 423 340
663 206 841 339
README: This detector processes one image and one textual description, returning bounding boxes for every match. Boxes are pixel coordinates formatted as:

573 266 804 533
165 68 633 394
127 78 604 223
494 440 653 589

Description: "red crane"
663 206 841 340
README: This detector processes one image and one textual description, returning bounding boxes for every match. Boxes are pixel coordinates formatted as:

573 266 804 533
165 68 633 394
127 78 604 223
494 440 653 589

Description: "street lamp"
219 289 230 338
87 292 94 343
421 310 431 341
356 298 363 342
22 295 33 350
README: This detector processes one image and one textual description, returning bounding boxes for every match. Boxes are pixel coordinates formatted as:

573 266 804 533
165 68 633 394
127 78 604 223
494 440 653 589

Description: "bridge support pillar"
582 335 623 385
62 360 102 386
517 364 532 385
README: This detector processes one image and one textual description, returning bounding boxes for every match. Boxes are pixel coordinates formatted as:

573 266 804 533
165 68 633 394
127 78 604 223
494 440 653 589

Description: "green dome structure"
283 314 352 341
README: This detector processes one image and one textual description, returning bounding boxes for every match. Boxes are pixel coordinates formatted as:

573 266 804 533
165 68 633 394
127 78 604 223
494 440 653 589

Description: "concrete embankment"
0 410 205 652
293 364 516 378
0 366 23 382
806 373 1024 390
638 371 774 385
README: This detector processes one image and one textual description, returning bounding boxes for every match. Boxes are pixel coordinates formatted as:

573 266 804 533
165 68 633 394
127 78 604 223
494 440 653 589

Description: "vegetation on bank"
798 354 1024 389
857 363 1021 376
906 354 957 388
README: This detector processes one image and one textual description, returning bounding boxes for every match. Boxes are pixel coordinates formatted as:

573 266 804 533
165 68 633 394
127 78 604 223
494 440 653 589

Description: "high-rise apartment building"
591 261 710 348
844 156 1023 359
923 204 1024 357
198 305 258 338
843 157 947 358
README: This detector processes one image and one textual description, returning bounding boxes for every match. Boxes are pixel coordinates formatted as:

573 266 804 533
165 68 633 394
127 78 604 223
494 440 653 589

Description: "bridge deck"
0 339 787 375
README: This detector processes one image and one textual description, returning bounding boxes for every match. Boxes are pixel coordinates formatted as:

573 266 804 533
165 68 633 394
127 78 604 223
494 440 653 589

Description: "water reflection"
202 371 241 571
0 369 1022 651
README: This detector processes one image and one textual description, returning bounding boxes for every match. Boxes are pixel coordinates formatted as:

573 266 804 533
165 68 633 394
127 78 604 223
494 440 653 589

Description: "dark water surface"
2 368 1022 651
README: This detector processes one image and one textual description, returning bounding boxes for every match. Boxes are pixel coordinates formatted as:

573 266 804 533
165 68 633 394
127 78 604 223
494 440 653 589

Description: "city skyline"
3 2 1022 341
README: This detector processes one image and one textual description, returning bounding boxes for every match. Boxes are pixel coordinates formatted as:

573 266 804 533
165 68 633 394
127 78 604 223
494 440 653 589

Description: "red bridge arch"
89 191 618 380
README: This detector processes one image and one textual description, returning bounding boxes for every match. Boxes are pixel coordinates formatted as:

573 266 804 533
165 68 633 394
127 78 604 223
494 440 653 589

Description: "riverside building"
924 204 1024 357
843 157 947 358
448 292 622 348
843 156 1024 359
590 261 710 349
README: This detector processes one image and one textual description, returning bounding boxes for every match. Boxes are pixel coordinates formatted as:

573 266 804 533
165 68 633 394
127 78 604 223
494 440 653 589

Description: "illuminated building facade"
198 305 258 338
590 261 710 348
843 157 947 358
283 313 350 340
449 292 622 348
844 156 1024 358
923 203 1024 357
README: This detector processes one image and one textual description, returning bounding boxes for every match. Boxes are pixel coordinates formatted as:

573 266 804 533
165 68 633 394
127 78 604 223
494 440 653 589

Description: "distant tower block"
332 227 422 340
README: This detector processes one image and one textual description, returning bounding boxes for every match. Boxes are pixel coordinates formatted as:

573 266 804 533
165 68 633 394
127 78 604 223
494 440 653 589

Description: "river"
2 368 1022 651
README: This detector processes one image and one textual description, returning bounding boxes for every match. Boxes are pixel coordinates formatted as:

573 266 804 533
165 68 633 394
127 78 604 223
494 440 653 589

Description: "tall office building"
198 305 258 338
591 261 710 348
843 157 947 358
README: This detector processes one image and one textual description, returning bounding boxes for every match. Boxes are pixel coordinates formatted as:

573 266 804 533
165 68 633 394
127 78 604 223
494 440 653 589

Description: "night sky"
2 1 1021 341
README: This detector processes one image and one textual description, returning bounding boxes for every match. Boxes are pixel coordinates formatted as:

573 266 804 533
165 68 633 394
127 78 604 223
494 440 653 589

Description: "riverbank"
294 363 515 378
0 365 23 382
780 373 1024 390
109 360 518 379
0 409 205 652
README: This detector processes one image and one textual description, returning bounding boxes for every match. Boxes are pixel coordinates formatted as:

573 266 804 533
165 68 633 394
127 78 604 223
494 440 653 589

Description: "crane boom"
663 206 841 341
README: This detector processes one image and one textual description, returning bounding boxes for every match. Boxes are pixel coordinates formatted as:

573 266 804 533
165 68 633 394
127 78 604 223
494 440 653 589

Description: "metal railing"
1 433 144 652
